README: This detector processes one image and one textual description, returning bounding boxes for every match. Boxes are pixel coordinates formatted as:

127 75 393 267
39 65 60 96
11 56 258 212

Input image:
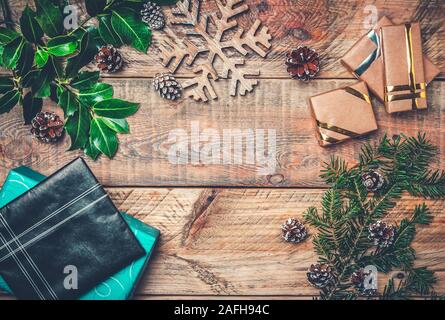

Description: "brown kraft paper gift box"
308 81 378 147
340 16 440 102
381 23 427 113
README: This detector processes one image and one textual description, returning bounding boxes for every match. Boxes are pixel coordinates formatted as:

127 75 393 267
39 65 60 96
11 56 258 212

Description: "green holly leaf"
0 90 20 114
32 59 56 98
85 0 107 17
2 37 25 69
65 104 91 150
77 82 113 106
101 117 129 133
34 0 64 38
0 46 4 67
111 8 151 52
21 69 40 88
92 98 139 118
35 48 49 67
66 31 99 77
0 77 14 94
46 35 78 57
17 42 35 76
84 137 101 160
22 92 43 124
0 27 19 45
20 6 44 45
59 88 79 117
98 15 123 47
90 117 118 158
70 71 100 90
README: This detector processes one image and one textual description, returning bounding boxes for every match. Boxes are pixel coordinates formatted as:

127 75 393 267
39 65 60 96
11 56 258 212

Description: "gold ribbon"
316 86 369 144
384 24 426 109
343 87 371 104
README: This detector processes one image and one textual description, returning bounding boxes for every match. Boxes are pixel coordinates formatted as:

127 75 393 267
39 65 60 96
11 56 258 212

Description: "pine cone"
153 73 182 100
95 45 123 73
281 218 308 243
307 263 334 288
31 112 64 143
351 268 378 296
361 171 385 192
368 220 395 248
141 1 165 30
285 46 320 82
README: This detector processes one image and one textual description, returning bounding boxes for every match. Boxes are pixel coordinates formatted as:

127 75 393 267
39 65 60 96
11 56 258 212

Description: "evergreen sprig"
0 0 175 159
305 134 444 300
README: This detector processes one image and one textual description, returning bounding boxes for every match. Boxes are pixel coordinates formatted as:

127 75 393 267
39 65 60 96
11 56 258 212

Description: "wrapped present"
308 81 378 147
381 23 427 113
341 16 439 103
0 165 159 300
0 158 146 300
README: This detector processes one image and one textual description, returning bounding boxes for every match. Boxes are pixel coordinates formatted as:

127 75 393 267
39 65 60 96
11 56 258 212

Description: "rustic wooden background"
0 0 444 299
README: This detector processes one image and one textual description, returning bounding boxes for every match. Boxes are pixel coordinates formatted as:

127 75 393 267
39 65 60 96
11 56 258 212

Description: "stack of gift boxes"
0 159 159 300
308 17 440 146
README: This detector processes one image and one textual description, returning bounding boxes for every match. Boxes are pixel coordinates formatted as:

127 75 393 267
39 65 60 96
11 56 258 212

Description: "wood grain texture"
104 188 445 297
1 79 443 187
2 0 444 79
1 0 444 301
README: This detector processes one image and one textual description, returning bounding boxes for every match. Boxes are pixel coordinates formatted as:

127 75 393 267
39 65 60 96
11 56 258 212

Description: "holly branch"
0 0 174 159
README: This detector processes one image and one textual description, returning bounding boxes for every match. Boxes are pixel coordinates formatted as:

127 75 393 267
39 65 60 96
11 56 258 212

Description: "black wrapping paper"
0 158 145 300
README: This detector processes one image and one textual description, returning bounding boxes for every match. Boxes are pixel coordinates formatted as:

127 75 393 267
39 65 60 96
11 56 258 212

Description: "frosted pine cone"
281 218 308 243
153 73 182 100
141 2 165 30
307 263 334 288
95 45 123 73
31 112 64 143
361 171 385 192
368 221 395 248
285 46 320 82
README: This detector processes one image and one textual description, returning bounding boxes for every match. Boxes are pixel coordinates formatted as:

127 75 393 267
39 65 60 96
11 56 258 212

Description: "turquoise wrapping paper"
0 166 159 300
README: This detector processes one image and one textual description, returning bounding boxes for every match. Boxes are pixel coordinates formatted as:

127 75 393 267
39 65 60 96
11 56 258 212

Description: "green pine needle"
307 134 442 300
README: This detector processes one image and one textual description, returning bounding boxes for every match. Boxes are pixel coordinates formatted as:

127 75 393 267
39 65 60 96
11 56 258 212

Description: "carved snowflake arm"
170 0 201 26
213 0 248 38
224 20 272 57
159 31 207 73
182 64 218 102
219 57 260 96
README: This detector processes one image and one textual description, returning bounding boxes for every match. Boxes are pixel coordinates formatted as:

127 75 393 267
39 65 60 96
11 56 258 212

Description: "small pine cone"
285 46 320 82
141 2 165 30
153 73 182 100
361 171 385 192
95 45 123 73
351 268 378 296
368 220 395 248
307 263 334 288
31 112 64 143
281 218 308 243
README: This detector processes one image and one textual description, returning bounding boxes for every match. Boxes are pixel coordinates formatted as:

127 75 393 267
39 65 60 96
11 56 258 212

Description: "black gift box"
0 158 145 300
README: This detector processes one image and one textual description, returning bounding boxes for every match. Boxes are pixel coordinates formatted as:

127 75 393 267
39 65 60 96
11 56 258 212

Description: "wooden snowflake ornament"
159 0 272 102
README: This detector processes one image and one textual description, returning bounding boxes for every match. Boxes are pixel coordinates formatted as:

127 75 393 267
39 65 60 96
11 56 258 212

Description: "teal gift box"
0 166 159 300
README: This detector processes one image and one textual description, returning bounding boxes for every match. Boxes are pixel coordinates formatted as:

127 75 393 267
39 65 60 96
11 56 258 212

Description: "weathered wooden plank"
1 79 443 187
2 0 444 79
106 188 445 296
